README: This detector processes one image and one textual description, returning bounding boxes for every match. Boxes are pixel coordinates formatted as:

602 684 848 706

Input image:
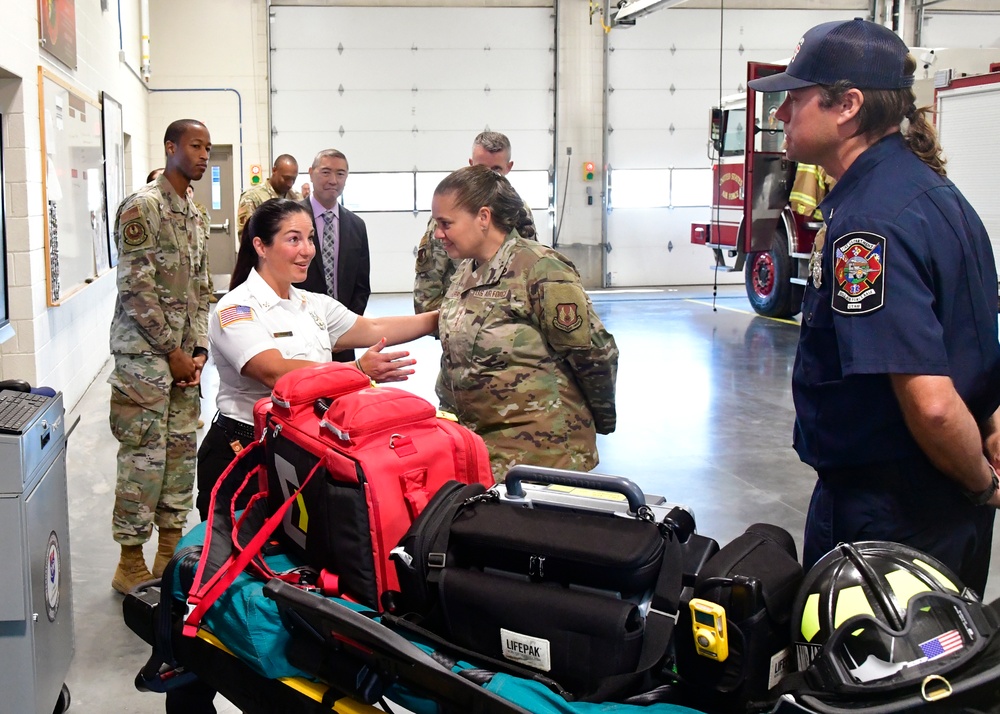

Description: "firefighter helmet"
793 541 995 695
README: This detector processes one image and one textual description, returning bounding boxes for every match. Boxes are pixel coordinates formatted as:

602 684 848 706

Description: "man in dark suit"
296 149 371 362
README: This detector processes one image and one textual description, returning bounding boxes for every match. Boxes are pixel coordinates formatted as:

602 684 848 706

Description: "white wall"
0 0 150 410
146 0 271 208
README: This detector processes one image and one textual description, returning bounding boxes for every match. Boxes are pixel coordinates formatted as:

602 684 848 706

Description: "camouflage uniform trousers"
109 354 199 545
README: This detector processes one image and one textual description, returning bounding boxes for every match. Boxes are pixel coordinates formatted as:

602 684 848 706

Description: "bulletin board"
38 68 110 305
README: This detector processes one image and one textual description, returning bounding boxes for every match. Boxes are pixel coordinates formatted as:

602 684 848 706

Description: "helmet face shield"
814 591 987 693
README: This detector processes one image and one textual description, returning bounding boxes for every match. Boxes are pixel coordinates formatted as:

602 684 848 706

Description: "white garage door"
605 8 866 288
269 5 555 293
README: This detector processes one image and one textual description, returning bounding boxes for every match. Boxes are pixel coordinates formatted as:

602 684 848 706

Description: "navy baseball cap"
747 18 914 93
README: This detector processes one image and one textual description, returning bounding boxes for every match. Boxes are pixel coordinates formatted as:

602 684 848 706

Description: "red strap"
400 468 430 520
184 456 326 636
186 442 263 615
317 569 340 597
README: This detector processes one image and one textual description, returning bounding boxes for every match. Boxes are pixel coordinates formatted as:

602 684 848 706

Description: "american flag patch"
919 629 963 660
218 305 253 328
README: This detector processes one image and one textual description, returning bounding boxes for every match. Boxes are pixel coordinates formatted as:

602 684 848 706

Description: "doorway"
191 144 235 293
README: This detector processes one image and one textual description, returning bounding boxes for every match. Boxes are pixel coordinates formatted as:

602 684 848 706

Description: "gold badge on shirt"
809 224 827 289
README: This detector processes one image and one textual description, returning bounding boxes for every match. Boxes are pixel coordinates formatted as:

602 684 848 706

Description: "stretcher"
123 544 548 714
122 505 708 714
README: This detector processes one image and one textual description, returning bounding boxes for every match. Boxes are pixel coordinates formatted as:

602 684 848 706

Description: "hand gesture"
357 338 416 383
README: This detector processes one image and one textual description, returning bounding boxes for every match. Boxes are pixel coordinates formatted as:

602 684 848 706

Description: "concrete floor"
54 285 1000 713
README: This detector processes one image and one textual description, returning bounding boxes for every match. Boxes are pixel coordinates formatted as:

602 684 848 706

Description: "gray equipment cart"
0 390 73 713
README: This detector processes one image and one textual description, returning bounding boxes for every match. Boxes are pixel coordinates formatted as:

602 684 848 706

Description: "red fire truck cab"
690 62 819 319
694 55 1000 318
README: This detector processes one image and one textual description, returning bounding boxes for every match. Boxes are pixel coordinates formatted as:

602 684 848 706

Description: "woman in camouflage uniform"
432 165 619 481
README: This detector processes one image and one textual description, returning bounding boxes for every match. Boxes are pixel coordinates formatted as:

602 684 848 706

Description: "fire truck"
690 62 815 319
692 55 1000 319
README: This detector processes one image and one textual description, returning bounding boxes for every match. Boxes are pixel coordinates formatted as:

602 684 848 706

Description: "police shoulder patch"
832 231 885 316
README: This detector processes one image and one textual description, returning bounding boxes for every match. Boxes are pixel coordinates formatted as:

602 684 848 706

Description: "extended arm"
335 312 438 351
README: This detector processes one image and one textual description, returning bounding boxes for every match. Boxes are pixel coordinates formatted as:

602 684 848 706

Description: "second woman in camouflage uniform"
432 165 618 481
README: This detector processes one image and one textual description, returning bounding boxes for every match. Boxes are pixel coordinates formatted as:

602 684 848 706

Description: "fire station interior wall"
0 0 151 410
146 0 272 245
268 4 556 294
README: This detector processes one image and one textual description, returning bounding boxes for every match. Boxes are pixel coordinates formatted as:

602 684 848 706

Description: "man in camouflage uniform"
236 154 302 234
413 132 533 313
108 119 212 594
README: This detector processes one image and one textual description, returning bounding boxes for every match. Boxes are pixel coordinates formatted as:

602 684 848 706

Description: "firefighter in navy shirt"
750 19 1000 595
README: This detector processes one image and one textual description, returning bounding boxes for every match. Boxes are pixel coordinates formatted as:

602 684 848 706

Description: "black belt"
214 412 255 443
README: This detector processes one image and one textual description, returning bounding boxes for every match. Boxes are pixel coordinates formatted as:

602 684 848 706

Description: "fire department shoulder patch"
832 231 885 316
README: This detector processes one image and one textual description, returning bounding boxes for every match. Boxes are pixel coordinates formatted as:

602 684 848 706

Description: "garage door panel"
272 5 554 291
608 90 720 130
274 49 551 90
607 208 743 287
608 129 711 170
609 49 753 91
360 212 429 294
270 5 554 172
272 89 550 134
274 130 553 174
272 6 553 50
395 50 551 88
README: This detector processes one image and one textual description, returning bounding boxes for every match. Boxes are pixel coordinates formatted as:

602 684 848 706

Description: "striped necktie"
321 209 337 298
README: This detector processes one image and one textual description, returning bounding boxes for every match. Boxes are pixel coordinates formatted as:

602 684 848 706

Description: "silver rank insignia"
309 310 326 330
809 224 827 289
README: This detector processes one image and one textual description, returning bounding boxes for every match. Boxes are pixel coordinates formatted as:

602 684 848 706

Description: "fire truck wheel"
745 227 800 318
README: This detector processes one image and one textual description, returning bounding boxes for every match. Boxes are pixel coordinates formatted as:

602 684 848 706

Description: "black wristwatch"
965 466 1000 506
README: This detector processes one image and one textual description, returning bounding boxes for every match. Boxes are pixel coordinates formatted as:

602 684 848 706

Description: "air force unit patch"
832 232 885 315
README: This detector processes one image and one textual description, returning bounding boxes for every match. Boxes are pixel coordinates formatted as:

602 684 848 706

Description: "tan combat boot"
152 528 183 579
111 544 154 594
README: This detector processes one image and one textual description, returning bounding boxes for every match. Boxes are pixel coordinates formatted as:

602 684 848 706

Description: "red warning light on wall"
583 161 596 181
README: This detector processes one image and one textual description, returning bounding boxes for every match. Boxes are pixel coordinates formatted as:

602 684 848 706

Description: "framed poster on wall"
101 92 123 268
38 0 77 70
38 67 109 305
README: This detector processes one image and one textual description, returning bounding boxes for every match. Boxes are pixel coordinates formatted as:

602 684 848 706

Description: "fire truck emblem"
832 232 885 316
553 303 584 332
719 172 743 201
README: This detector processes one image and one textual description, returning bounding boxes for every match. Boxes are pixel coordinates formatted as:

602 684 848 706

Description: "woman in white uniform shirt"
177 199 437 714
196 198 438 520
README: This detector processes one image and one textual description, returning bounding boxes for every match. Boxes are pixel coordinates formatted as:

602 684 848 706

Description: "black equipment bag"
387 465 700 702
674 523 804 712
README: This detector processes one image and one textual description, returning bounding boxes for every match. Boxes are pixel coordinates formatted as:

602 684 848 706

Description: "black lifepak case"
675 523 804 712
